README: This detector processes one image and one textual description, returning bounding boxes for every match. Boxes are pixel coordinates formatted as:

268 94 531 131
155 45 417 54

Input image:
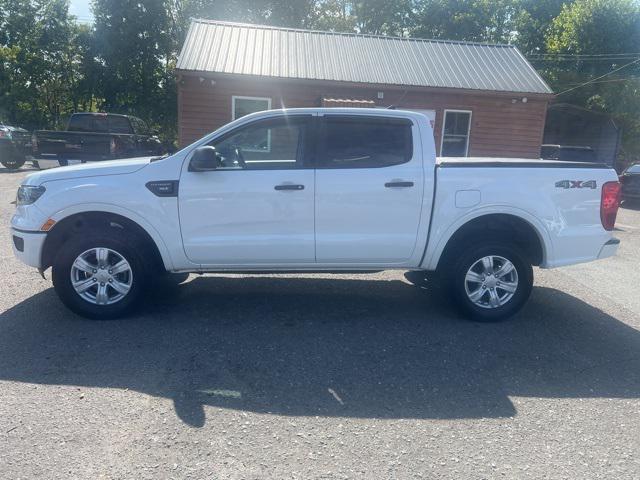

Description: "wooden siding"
177 73 549 158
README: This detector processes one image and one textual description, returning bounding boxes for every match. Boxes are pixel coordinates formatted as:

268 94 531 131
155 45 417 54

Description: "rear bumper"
622 190 640 199
622 180 640 199
597 237 620 260
11 228 46 268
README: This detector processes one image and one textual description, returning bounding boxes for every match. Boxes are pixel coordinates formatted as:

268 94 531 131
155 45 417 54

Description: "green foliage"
413 0 519 43
544 0 640 165
1 0 639 161
513 0 569 54
547 0 640 54
92 0 177 140
0 0 94 128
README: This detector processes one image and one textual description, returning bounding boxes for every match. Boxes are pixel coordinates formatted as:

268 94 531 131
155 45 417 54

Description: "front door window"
209 117 307 170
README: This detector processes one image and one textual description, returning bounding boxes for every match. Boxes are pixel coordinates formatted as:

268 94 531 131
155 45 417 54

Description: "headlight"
16 185 46 206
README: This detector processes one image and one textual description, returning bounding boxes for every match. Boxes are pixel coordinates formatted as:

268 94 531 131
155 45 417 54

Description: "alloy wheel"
464 255 519 309
70 247 133 305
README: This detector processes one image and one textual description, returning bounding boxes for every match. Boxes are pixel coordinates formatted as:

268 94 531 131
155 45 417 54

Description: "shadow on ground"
1 275 639 427
0 166 38 174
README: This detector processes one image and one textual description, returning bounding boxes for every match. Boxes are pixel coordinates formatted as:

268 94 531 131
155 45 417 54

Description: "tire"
447 242 533 322
32 160 40 169
1 156 25 170
52 231 148 319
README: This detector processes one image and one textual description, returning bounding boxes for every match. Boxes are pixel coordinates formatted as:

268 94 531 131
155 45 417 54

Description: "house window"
232 96 272 120
441 110 471 157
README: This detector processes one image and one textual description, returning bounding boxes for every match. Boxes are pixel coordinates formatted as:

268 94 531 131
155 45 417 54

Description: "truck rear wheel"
1 155 26 170
448 242 533 322
52 232 147 319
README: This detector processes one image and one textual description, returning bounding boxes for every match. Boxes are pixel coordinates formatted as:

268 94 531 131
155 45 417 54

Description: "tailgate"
34 131 114 160
621 173 640 195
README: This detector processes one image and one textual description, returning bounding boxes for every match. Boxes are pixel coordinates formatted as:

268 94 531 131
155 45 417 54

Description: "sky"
69 0 93 24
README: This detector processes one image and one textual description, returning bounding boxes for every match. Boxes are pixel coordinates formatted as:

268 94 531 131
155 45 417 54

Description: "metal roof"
177 20 553 95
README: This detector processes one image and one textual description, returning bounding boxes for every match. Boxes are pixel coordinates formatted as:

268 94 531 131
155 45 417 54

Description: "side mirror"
189 146 219 172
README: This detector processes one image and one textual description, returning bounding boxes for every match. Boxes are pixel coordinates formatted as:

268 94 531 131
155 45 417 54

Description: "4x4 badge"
555 180 597 189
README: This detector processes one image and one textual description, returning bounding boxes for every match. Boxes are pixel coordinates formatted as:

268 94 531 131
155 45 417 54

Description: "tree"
413 0 519 44
0 0 87 128
513 0 569 55
351 0 414 35
545 0 640 164
92 0 176 137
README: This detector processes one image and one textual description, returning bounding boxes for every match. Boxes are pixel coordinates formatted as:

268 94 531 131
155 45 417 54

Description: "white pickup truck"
11 108 621 321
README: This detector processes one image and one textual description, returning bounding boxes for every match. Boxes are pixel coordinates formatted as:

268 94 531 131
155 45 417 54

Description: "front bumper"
597 237 620 260
11 228 47 268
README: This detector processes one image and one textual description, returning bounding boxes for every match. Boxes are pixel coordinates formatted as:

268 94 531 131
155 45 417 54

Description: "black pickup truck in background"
540 144 599 163
620 163 640 202
0 124 31 170
31 113 164 169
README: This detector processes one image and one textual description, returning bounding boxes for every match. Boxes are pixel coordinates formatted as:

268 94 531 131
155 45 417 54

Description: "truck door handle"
274 184 305 191
385 181 414 188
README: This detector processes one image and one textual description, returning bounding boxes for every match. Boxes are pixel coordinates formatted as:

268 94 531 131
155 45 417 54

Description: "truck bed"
32 130 138 163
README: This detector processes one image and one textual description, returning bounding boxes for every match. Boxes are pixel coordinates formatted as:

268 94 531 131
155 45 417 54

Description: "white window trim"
231 96 273 152
232 95 272 120
440 109 472 157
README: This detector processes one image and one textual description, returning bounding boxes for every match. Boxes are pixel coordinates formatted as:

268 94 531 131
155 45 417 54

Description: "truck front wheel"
448 242 533 322
52 232 147 319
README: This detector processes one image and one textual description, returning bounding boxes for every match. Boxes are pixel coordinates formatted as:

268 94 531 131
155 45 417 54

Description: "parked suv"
0 124 31 170
620 163 640 201
11 109 621 321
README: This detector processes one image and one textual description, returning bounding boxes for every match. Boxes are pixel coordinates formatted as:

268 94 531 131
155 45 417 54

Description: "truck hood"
23 157 152 186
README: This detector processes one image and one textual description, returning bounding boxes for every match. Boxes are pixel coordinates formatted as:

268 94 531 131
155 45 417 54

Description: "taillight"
0 129 11 139
600 181 621 231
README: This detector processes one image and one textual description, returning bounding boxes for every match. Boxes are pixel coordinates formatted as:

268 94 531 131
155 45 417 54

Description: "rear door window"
317 116 413 168
68 115 108 132
108 116 133 134
131 117 150 135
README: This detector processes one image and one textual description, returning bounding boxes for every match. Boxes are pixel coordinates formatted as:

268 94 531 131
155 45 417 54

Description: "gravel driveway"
1 167 639 479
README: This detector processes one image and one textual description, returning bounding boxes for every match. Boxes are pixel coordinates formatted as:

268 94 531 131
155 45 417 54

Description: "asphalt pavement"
1 167 639 479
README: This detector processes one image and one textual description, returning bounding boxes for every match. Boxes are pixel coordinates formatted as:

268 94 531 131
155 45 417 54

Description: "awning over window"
321 97 376 108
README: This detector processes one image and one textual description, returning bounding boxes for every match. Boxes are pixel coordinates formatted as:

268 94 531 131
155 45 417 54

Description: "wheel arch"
426 210 551 271
41 207 173 272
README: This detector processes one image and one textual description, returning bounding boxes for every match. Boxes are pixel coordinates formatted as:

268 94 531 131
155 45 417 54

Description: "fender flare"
47 202 175 270
423 205 554 270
